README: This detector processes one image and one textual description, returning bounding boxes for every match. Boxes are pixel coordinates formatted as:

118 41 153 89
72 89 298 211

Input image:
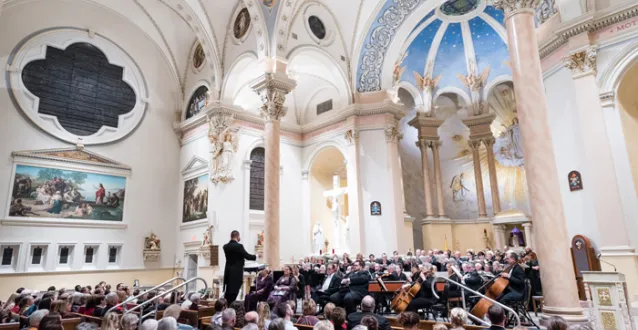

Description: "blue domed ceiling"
357 0 511 95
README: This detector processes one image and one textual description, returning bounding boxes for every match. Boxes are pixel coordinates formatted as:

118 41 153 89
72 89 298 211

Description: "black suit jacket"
223 240 256 290
347 271 370 297
317 273 342 295
347 312 390 330
489 326 506 330
387 272 409 282
507 264 526 294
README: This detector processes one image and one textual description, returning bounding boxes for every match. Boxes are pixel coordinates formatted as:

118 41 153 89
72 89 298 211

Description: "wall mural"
9 165 126 221
186 86 209 120
234 8 251 40
183 174 209 223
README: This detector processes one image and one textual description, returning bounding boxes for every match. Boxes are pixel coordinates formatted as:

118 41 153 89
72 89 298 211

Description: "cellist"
401 264 437 314
496 252 526 305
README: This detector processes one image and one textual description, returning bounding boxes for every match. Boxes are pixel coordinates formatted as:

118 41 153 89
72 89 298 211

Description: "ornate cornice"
563 47 597 77
600 92 616 107
462 113 496 128
407 112 444 129
384 125 403 143
494 0 539 17
540 3 638 59
250 72 297 122
468 139 483 151
11 147 131 171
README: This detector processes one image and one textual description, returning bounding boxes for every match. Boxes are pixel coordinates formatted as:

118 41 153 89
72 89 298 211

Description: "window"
316 99 333 115
59 247 69 264
249 147 265 211
85 246 95 264
108 246 118 264
31 247 43 265
308 16 326 40
2 247 13 266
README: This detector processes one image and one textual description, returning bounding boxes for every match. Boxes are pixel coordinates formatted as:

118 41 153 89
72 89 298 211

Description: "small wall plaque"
370 201 382 216
568 170 583 191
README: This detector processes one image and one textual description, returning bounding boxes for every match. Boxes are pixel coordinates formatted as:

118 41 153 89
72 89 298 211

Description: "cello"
470 257 525 319
391 271 425 313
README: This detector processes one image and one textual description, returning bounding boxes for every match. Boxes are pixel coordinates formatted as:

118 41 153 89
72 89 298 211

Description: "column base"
540 306 588 325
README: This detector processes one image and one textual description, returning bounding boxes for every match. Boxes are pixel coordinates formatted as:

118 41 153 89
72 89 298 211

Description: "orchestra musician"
402 265 437 313
313 264 342 308
387 264 409 282
496 252 526 305
330 260 369 314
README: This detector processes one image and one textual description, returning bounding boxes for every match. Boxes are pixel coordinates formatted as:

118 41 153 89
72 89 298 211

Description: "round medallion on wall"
193 43 205 69
7 28 148 145
308 15 326 40
440 0 480 16
234 8 251 40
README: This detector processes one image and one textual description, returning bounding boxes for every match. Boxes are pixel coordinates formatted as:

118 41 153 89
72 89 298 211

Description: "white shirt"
321 274 334 292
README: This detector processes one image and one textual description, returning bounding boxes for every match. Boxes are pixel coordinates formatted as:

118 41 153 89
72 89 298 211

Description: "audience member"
296 299 319 326
256 302 271 330
141 319 159 330
329 307 346 330
397 312 419 330
450 307 467 330
189 294 201 311
346 296 389 330
323 303 335 321
38 313 62 330
122 313 140 330
212 299 228 326
164 304 194 330
49 300 72 319
432 324 446 330
360 316 378 330
351 326 366 330
216 308 237 330
76 322 99 330
230 300 247 328
487 305 505 330
242 311 259 330
272 303 297 330
27 310 49 330
159 317 179 330
268 319 286 330
547 316 569 330
101 312 120 330
313 321 334 330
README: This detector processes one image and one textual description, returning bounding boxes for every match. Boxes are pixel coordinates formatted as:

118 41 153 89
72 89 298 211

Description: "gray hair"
105 292 119 305
222 308 237 325
352 326 368 330
29 310 49 326
140 319 159 330
122 313 140 330
313 320 334 330
72 292 84 305
158 317 178 330
75 323 99 330
190 293 201 304
361 295 375 312
242 324 259 330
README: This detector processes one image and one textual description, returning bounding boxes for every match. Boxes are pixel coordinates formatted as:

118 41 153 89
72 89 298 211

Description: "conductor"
223 230 256 304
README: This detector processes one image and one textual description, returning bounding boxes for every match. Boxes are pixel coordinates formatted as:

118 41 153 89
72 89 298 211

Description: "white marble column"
301 170 311 256
469 139 488 218
250 73 296 270
493 224 505 251
386 124 409 252
417 138 435 218
563 48 632 252
430 140 447 218
483 137 501 214
522 222 533 249
345 128 364 252
495 0 586 322
242 160 252 250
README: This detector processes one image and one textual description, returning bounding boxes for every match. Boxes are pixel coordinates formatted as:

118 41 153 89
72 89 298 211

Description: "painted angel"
413 71 441 114
457 65 490 115
392 52 408 86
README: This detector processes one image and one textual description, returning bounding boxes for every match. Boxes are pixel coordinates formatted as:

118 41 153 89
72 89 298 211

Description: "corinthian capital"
563 47 597 77
385 125 403 143
468 139 483 151
250 72 297 122
482 136 496 147
344 129 359 146
494 0 539 16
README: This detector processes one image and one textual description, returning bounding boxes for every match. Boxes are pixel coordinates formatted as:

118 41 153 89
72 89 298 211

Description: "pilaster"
344 128 364 253
469 139 488 218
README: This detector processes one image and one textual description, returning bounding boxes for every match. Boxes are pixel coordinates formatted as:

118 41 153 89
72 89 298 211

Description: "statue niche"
143 232 161 262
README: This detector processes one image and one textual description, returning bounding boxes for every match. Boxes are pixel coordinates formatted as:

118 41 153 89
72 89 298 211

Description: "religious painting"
600 311 618 330
262 0 277 8
193 43 205 69
183 174 208 223
9 165 126 221
568 170 583 191
597 287 613 306
370 201 382 216
186 86 209 120
233 8 251 40
450 173 469 202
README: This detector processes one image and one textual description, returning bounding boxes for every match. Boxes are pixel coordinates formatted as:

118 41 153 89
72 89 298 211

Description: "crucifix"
323 175 347 250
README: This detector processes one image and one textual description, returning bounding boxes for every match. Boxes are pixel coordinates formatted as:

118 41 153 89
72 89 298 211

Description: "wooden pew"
198 306 215 318
387 316 488 330
0 323 19 330
295 324 314 330
70 313 103 326
178 310 199 328
61 318 82 330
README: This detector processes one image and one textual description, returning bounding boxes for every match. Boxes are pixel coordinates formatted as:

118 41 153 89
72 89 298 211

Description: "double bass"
390 271 424 313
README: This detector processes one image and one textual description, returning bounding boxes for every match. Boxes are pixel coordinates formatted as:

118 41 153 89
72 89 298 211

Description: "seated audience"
215 308 237 330
328 307 346 330
397 312 419 330
230 300 247 328
268 319 286 330
102 312 120 330
76 322 99 330
432 324 446 330
487 305 505 330
122 313 140 330
450 307 467 330
71 293 83 312
91 295 106 317
313 321 334 330
27 310 49 330
360 315 379 330
19 296 35 315
245 268 273 312
49 300 72 319
346 296 389 330
212 299 228 326
38 313 62 330
188 293 201 311
243 311 259 330
141 319 159 330
296 299 319 326
38 298 52 313
547 316 569 330
322 303 335 321
256 302 271 330
272 303 297 330
164 304 194 330
159 317 179 330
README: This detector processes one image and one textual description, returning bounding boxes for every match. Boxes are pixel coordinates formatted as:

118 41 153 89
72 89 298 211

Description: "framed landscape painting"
183 174 209 223
9 164 127 221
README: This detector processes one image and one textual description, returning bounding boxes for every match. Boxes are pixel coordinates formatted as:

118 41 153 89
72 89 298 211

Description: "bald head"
361 295 375 312
244 311 258 323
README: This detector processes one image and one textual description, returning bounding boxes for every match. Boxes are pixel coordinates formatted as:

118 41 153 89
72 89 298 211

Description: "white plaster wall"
359 129 399 255
0 0 181 270
544 68 600 246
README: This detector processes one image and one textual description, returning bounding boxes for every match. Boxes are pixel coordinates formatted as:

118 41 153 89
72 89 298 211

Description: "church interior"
2 0 638 328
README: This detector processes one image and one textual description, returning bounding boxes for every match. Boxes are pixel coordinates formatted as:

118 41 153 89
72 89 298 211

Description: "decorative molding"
344 129 360 145
384 124 403 143
462 113 497 128
12 147 131 171
179 218 208 230
468 139 483 151
563 47 597 77
250 72 297 122
428 140 442 151
181 156 209 177
600 92 615 107
482 136 496 147
1 219 127 229
493 0 538 17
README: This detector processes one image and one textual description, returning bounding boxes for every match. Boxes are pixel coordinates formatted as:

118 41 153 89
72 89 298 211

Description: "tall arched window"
249 147 265 210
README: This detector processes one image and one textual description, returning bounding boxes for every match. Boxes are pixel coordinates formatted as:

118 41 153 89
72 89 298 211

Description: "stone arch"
303 140 348 174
